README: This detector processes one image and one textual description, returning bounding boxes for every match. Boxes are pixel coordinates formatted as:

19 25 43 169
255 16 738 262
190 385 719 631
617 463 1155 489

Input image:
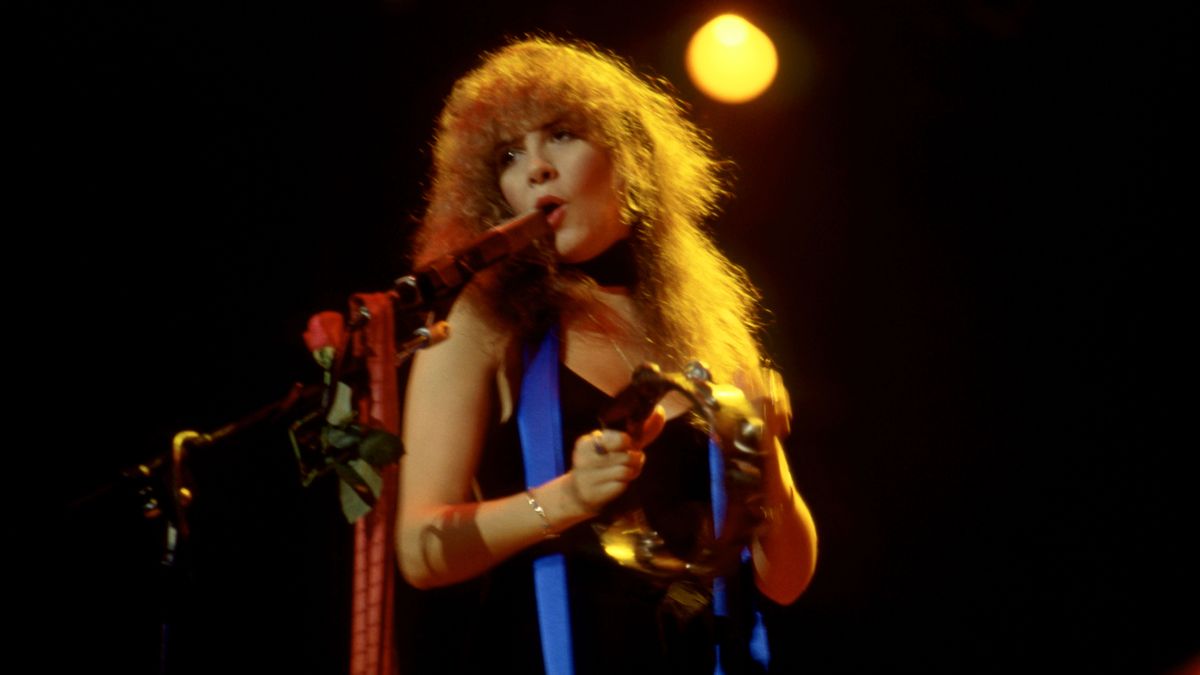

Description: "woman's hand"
734 365 792 442
563 405 666 515
760 366 792 441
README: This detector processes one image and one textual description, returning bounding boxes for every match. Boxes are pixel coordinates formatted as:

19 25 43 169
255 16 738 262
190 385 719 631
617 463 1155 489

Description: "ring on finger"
592 431 607 456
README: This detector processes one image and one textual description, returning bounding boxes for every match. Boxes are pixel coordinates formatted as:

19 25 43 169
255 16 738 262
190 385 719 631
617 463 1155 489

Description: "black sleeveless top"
396 363 720 675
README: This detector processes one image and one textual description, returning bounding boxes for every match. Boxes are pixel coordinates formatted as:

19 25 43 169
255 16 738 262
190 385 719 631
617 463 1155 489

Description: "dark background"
43 1 1194 673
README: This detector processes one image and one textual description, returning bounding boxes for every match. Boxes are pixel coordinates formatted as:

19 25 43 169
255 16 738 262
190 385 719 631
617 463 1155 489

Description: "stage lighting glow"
687 14 778 104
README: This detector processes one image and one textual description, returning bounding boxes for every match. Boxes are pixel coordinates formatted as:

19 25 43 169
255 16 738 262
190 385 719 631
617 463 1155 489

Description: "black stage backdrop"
42 1 1195 674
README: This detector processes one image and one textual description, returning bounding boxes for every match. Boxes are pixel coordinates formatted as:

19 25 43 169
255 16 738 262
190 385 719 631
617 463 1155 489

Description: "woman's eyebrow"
492 134 522 158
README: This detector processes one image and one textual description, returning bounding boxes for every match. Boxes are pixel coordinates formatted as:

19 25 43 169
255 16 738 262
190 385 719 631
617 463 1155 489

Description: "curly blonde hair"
416 36 766 384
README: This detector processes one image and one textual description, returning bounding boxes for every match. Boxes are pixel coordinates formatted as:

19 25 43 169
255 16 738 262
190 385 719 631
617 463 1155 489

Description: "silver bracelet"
525 490 560 539
761 485 796 524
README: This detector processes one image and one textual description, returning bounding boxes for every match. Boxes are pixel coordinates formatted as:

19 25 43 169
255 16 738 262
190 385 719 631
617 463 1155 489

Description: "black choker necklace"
559 237 639 288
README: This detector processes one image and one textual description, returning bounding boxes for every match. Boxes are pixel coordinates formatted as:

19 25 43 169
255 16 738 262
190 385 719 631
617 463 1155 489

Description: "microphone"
394 205 555 310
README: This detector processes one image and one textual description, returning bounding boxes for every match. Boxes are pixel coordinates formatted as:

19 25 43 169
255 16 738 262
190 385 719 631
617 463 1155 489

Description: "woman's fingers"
577 429 622 459
568 428 649 513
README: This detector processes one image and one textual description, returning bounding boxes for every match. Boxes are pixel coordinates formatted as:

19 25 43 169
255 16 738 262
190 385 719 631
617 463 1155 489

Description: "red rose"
303 311 346 353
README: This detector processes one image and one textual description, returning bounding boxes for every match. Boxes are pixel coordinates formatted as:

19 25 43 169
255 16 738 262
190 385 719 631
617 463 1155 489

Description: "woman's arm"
396 294 661 589
748 371 819 605
751 437 819 605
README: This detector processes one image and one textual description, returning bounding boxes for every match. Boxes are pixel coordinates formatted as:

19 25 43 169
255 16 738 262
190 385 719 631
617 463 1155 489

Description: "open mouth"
536 196 564 212
536 197 566 227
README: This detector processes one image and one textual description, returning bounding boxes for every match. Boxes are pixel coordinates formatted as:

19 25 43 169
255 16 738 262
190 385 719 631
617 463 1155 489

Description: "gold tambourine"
595 361 769 581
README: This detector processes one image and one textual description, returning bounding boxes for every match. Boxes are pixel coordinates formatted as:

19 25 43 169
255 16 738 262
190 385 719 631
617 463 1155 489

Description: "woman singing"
397 37 817 674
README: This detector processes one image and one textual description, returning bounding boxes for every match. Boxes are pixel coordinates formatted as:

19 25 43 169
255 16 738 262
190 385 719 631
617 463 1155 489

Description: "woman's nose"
527 151 557 185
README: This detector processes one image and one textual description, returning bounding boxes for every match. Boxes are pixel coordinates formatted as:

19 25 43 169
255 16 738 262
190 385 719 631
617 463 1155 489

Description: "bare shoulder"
401 285 516 502
408 283 511 393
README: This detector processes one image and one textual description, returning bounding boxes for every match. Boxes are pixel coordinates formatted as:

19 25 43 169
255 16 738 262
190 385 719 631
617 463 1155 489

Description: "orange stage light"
686 14 779 104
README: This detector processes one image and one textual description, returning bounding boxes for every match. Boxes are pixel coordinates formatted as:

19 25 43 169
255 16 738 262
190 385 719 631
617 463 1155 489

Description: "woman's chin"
555 233 629 265
553 236 592 264
558 247 605 265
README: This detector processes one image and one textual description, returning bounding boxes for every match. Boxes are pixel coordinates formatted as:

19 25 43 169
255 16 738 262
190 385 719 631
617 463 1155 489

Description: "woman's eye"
551 129 575 141
497 148 520 167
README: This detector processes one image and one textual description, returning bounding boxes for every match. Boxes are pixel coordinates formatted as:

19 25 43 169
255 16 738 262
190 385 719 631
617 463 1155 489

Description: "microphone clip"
392 206 553 312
